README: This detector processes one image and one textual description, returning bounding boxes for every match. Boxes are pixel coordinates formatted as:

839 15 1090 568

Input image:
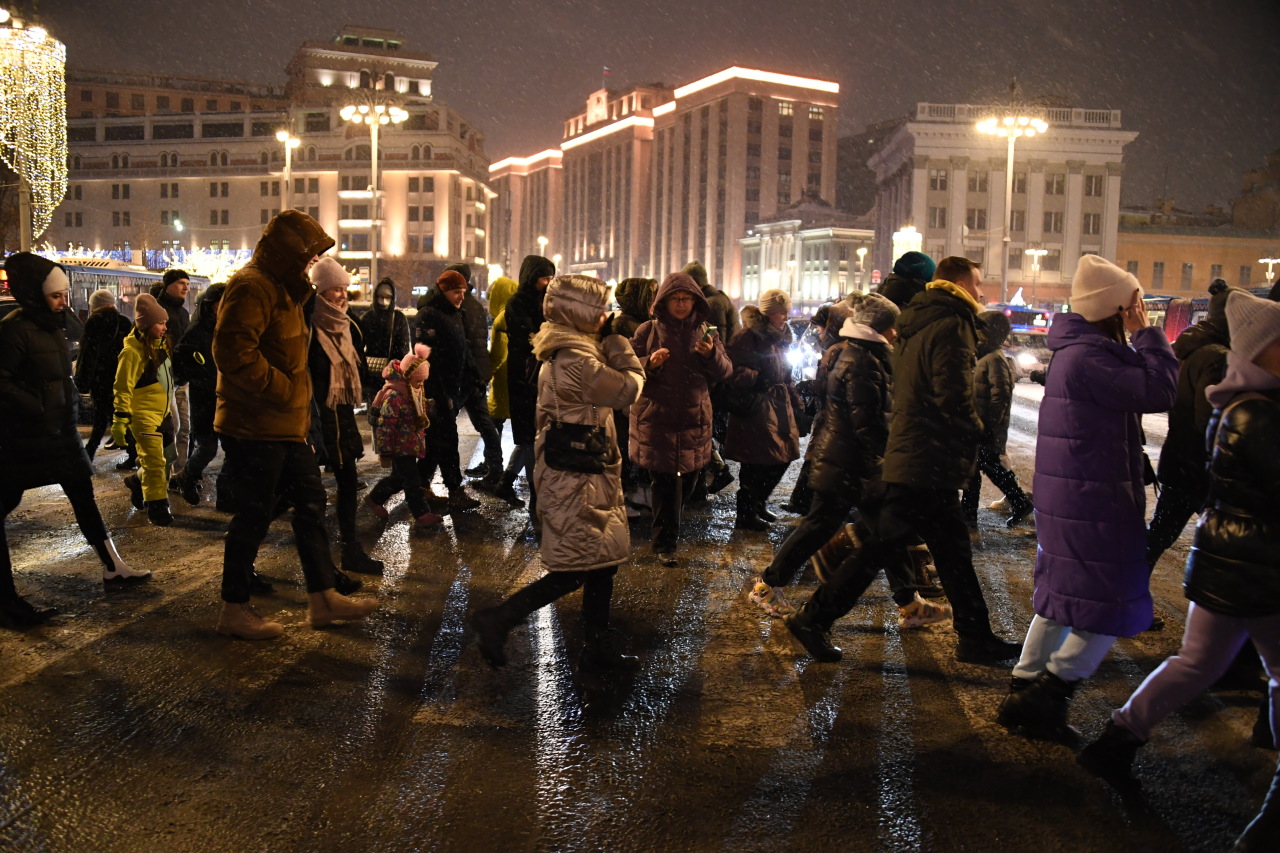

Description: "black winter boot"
1006 493 1035 528
123 474 144 510
996 669 1080 744
493 472 525 508
332 567 363 596
146 499 173 526
580 632 640 671
468 606 513 668
0 595 57 629
783 607 842 663
1077 720 1145 786
1236 756 1280 852
342 544 385 576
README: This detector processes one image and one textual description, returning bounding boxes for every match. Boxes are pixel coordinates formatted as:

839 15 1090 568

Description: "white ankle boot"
99 539 151 582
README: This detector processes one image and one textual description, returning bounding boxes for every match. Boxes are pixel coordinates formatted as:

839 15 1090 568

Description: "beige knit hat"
133 292 168 330
759 288 792 316
1071 255 1143 322
1225 290 1280 363
310 256 352 293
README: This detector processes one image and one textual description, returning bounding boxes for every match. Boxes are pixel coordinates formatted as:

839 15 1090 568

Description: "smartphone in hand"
703 325 718 342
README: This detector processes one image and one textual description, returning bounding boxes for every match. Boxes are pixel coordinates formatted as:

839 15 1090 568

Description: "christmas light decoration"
0 11 68 246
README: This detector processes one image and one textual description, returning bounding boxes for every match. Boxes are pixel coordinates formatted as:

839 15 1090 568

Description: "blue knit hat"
892 251 937 282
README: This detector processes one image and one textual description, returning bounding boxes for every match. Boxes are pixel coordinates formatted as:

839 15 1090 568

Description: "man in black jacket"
152 269 192 479
876 257 1022 664
414 270 483 512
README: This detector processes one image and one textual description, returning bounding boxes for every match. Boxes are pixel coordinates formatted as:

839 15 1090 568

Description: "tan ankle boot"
307 589 379 628
216 602 284 640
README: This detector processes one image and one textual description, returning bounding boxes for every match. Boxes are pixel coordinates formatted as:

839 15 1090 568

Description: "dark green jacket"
881 285 983 489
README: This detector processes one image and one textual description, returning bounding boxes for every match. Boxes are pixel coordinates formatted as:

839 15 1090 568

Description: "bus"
1143 287 1272 341
56 259 209 322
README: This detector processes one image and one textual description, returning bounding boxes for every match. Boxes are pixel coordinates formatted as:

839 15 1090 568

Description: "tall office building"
489 149 563 279
50 25 495 302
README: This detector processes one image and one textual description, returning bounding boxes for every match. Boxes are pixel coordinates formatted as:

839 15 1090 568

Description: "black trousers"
764 488 855 587
736 462 789 518
961 443 1031 524
85 387 113 458
463 387 504 471
650 470 700 552
370 455 434 518
2 478 109 598
219 435 337 604
333 455 361 545
1147 482 1204 569
417 403 463 491
806 483 993 637
185 432 221 481
494 565 618 641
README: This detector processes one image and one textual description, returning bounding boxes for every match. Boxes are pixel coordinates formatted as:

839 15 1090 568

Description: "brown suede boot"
307 589 379 628
215 602 284 640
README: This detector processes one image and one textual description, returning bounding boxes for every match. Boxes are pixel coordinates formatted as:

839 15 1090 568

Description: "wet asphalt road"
1 386 1273 852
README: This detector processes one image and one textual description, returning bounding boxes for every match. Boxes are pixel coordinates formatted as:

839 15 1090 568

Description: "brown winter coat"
213 211 335 441
724 305 801 466
628 273 734 474
532 276 644 572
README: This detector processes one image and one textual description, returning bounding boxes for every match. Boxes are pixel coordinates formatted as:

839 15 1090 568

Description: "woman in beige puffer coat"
468 274 644 670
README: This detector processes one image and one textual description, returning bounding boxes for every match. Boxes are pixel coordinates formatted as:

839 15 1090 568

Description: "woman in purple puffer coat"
996 255 1177 742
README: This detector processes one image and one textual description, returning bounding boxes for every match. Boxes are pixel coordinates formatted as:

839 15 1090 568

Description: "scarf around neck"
313 296 363 408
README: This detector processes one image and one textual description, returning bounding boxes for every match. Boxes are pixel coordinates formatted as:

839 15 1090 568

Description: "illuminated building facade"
488 149 562 278
47 25 494 302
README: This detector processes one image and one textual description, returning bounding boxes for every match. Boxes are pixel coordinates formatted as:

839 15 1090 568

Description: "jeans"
961 443 1031 524
1012 614 1118 682
2 478 109 597
185 432 220 481
370 455 435 518
493 565 618 641
1114 602 1280 741
463 387 503 471
650 469 700 552
219 435 337 604
417 403 463 491
1146 483 1204 569
764 488 854 588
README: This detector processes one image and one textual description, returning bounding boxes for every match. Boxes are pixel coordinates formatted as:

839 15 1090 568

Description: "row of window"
1133 261 1255 289
928 169 1106 197
927 207 1102 236
85 90 251 113
64 204 458 230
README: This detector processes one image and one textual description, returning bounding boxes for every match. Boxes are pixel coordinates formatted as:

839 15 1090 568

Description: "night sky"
35 0 1280 213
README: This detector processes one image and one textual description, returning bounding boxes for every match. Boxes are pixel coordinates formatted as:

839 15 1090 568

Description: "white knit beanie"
759 288 792 316
89 288 116 311
1225 290 1280 363
310 256 351 293
42 266 70 297
1070 255 1142 322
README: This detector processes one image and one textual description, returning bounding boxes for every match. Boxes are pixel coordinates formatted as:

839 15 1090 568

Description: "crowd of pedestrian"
1 208 1277 847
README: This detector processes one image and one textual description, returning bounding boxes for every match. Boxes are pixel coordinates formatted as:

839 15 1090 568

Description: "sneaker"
897 592 952 629
464 463 491 478
115 457 138 471
783 612 842 662
747 581 795 618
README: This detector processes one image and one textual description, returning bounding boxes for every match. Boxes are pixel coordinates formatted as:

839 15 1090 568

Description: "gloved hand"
110 414 130 448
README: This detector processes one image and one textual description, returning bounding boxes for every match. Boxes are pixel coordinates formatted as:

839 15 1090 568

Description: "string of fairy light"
0 8 68 242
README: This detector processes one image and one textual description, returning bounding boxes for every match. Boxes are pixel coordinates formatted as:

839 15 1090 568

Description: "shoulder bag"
543 352 610 474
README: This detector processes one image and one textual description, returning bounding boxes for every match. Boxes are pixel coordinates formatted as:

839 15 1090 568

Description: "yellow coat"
113 332 173 431
486 276 519 420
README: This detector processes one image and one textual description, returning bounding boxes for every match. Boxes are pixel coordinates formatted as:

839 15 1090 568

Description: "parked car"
1004 331 1051 383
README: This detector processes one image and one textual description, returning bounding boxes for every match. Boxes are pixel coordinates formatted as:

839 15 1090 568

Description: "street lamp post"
856 246 868 293
976 114 1049 303
537 235 549 259
1260 256 1279 282
275 130 300 211
1025 247 1047 306
552 252 562 273
340 99 408 291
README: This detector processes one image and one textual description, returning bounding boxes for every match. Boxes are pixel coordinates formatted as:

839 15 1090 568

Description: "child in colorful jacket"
365 344 444 527
112 293 176 526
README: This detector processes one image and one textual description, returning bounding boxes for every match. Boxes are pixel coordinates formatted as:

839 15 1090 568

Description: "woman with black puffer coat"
76 288 134 463
961 310 1033 529
171 282 225 505
1078 292 1280 853
1 254 150 630
724 290 803 531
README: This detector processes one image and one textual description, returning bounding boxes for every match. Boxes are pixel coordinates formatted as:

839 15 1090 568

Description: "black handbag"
543 353 610 474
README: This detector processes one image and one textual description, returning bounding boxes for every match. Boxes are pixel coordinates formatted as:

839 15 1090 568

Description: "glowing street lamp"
552 252 562 271
537 235 549 258
1025 247 1047 305
977 113 1050 303
892 225 923 264
340 98 408 288
275 129 300 210
0 8 68 250
1260 256 1279 281
856 246 868 292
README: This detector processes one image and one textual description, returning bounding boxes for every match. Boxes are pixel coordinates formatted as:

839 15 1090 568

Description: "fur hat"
133 292 168 330
89 289 116 311
1225 290 1280 364
310 257 351 293
437 270 468 292
848 292 900 333
892 251 937 283
1071 255 1143 322
681 260 710 290
162 268 190 287
759 288 792 316
399 343 432 385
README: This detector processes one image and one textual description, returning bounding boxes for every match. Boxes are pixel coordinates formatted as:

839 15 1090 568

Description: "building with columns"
489 67 840 298
48 25 495 303
739 194 873 316
868 103 1137 306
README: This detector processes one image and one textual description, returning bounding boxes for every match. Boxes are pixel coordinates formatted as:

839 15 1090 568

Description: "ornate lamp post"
339 98 407 289
275 130 300 211
976 113 1049 303
0 9 67 251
